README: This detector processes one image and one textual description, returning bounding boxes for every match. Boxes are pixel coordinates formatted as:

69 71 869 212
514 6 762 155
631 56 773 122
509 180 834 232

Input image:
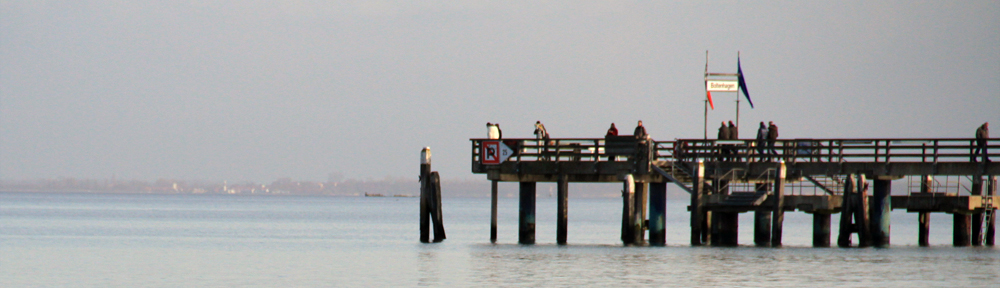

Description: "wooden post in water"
971 175 984 246
919 213 931 246
754 183 771 247
988 176 996 246
690 161 706 246
837 175 855 248
871 178 891 247
420 147 432 243
649 182 667 246
491 180 498 243
954 213 971 247
770 161 786 247
918 175 932 247
813 213 831 247
633 181 648 245
430 171 446 242
519 181 536 245
855 174 872 247
557 174 569 245
621 174 635 245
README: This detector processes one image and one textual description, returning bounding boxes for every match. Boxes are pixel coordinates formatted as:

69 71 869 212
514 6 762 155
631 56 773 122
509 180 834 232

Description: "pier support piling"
621 175 635 245
919 212 930 246
954 213 971 247
649 182 667 246
871 179 891 247
690 161 706 246
519 181 536 245
972 176 984 246
813 213 831 247
557 174 569 245
771 161 786 247
988 176 996 246
754 183 771 247
633 181 647 245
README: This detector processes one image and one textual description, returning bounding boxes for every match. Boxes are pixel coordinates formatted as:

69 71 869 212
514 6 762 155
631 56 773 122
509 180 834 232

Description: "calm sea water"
2 192 998 287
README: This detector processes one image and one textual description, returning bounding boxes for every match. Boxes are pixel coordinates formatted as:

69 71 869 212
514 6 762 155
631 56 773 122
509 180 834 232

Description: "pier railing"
662 138 996 164
472 137 995 165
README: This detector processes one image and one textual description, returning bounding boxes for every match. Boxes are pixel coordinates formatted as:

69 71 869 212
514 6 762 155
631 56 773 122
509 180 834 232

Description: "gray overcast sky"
2 1 998 183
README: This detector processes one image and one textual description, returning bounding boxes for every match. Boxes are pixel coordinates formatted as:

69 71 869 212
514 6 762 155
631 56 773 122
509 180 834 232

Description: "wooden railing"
472 138 996 166
665 138 996 163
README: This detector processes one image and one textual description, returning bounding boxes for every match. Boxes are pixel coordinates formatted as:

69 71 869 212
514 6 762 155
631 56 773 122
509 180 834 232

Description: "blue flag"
738 57 753 108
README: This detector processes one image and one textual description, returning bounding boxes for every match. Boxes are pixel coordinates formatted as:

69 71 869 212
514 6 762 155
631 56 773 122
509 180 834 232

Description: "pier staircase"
720 190 769 206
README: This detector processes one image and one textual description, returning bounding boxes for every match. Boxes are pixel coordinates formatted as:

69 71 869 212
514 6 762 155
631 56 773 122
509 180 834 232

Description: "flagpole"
704 50 709 140
736 51 741 132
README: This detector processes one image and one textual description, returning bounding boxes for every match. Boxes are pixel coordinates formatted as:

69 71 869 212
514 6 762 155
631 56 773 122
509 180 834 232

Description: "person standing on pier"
534 121 549 140
756 122 768 162
728 120 739 161
606 123 618 136
534 121 550 161
487 122 501 139
975 122 990 162
634 120 647 138
718 122 730 161
768 121 779 161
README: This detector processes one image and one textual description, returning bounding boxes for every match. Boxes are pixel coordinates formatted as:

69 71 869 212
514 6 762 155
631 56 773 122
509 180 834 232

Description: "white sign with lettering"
706 80 739 92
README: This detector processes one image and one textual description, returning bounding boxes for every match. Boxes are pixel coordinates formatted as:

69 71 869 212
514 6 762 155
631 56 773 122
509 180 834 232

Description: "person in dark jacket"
974 122 990 162
767 121 779 161
718 122 730 161
756 122 768 162
728 121 739 161
634 120 647 138
606 123 618 136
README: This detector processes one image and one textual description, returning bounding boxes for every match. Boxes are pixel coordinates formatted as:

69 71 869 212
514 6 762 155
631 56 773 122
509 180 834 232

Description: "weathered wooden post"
813 213 831 247
971 175 984 246
855 174 872 247
557 174 569 245
954 212 971 247
837 175 855 248
988 176 997 246
430 171 446 242
420 147 432 243
491 179 498 243
771 161 786 247
918 175 932 246
690 160 706 246
871 178 891 247
621 174 635 245
633 181 648 245
649 182 667 246
838 174 871 247
519 181 536 245
754 183 771 247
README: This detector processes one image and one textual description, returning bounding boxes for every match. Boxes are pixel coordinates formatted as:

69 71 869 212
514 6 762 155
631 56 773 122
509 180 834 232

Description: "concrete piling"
972 176 984 246
519 181 536 245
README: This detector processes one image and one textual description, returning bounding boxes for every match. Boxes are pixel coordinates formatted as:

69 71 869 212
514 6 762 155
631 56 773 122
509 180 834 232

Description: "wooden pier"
471 136 998 247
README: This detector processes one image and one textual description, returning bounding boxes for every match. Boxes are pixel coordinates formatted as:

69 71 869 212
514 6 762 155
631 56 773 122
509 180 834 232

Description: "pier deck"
472 136 998 247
